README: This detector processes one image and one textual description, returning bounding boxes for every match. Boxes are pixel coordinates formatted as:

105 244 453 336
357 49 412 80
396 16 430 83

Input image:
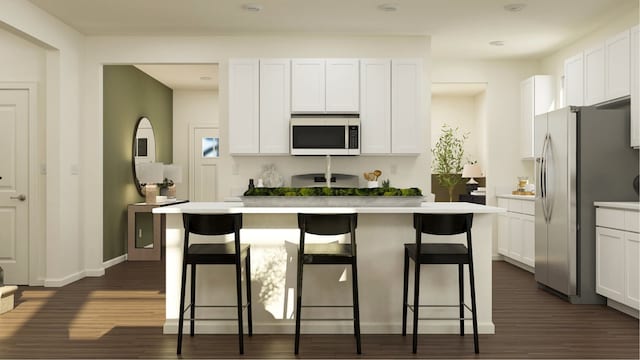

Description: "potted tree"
431 125 468 202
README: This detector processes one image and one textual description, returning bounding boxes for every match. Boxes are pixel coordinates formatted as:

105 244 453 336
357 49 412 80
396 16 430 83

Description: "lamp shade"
163 164 183 184
462 163 483 179
136 162 164 184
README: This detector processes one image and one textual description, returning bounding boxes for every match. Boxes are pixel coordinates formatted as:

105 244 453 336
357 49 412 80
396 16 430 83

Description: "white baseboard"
103 254 127 269
42 254 128 287
163 320 495 335
44 270 86 287
607 299 639 319
501 257 535 274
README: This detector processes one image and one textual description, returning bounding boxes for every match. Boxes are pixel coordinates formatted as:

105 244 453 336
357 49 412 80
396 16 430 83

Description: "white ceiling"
432 83 487 97
28 0 637 91
30 0 638 60
134 64 219 90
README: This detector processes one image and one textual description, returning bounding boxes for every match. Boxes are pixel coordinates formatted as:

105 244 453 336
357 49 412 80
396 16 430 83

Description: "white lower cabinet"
595 206 640 311
497 196 535 271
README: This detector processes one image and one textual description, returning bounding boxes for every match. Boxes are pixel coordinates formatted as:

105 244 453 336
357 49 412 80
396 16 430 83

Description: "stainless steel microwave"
290 116 360 155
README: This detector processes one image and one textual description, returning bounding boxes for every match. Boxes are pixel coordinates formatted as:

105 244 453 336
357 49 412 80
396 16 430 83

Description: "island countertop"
152 201 505 214
157 201 503 337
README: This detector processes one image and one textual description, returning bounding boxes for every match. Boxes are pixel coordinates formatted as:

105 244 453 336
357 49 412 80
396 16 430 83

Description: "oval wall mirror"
132 116 156 196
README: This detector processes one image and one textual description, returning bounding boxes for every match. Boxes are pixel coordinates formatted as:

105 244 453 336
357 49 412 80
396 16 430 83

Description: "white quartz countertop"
496 194 536 201
594 201 640 211
153 201 505 214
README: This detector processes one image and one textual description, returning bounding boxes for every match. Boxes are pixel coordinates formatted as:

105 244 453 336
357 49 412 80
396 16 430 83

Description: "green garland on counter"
244 187 423 197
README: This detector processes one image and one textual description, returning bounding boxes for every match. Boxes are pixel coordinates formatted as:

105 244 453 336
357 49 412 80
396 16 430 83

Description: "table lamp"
163 164 182 199
462 163 483 193
136 162 164 203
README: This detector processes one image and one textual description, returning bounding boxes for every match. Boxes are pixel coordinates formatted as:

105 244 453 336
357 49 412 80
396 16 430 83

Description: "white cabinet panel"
520 75 553 159
584 44 606 105
325 59 359 113
259 59 291 154
564 53 584 106
509 214 524 262
625 231 639 309
522 215 535 267
391 59 424 154
631 25 639 148
291 59 325 113
596 226 626 301
229 59 259 154
498 212 509 256
360 59 391 154
605 30 631 101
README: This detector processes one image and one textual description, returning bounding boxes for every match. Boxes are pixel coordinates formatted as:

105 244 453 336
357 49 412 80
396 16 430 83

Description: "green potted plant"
431 125 468 202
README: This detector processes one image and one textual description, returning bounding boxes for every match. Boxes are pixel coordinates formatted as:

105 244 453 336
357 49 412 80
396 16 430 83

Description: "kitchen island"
154 202 504 335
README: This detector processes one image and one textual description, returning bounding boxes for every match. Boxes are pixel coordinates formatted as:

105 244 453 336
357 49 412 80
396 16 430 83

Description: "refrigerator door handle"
544 134 553 222
540 134 550 223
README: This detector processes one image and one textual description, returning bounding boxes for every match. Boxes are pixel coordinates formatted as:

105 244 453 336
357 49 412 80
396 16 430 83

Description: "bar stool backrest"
414 213 473 236
183 213 242 236
298 213 357 235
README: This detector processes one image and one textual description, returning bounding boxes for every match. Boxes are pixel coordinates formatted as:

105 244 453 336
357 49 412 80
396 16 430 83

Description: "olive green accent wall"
103 65 173 261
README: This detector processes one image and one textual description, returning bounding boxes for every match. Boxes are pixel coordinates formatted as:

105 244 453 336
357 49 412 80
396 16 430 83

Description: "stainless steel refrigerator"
534 105 639 304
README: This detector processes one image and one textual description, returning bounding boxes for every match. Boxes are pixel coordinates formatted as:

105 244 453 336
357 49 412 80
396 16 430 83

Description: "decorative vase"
368 181 379 188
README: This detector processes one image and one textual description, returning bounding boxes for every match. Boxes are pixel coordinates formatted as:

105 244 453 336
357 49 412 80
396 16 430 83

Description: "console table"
127 200 187 261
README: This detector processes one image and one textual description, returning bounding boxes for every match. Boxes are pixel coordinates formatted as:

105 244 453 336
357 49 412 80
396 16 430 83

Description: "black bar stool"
295 213 361 354
177 213 252 355
402 213 478 354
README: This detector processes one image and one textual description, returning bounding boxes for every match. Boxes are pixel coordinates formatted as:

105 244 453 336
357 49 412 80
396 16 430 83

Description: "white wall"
431 94 481 166
172 89 220 200
540 6 639 106
0 1 87 286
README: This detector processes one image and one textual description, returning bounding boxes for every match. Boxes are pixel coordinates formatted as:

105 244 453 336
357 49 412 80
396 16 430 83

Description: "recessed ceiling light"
378 4 398 12
489 40 505 46
503 3 526 12
200 76 212 81
242 3 263 12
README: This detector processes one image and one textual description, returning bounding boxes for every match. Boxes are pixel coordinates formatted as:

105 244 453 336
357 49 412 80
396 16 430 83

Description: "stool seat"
303 243 353 264
186 243 250 264
405 243 470 264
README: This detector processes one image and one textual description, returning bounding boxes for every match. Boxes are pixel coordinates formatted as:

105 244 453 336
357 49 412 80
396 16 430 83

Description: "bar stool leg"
235 259 245 354
190 264 196 336
294 255 304 354
459 264 464 336
468 259 479 353
402 247 409 336
412 259 421 354
177 259 188 354
351 260 362 354
245 249 253 336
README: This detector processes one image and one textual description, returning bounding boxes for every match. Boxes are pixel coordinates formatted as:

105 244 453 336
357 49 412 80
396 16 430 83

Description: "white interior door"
0 89 29 285
190 125 219 201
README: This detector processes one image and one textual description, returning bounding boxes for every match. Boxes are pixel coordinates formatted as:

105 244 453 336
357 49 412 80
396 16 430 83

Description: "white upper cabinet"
564 53 584 106
325 59 360 113
391 59 424 154
631 25 639 148
520 75 553 159
259 59 291 154
360 59 391 154
584 44 606 105
605 30 631 100
291 59 326 113
291 59 359 113
228 59 259 154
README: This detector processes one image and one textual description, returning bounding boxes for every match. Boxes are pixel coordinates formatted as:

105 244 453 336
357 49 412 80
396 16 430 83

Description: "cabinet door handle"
10 194 26 201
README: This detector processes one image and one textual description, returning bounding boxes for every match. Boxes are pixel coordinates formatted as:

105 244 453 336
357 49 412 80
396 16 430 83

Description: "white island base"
154 202 504 335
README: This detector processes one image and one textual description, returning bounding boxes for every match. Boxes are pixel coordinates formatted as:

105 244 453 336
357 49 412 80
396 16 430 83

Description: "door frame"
0 82 42 285
188 123 219 201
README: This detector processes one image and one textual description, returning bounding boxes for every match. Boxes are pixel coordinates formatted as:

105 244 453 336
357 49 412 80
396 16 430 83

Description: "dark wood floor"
0 260 637 359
